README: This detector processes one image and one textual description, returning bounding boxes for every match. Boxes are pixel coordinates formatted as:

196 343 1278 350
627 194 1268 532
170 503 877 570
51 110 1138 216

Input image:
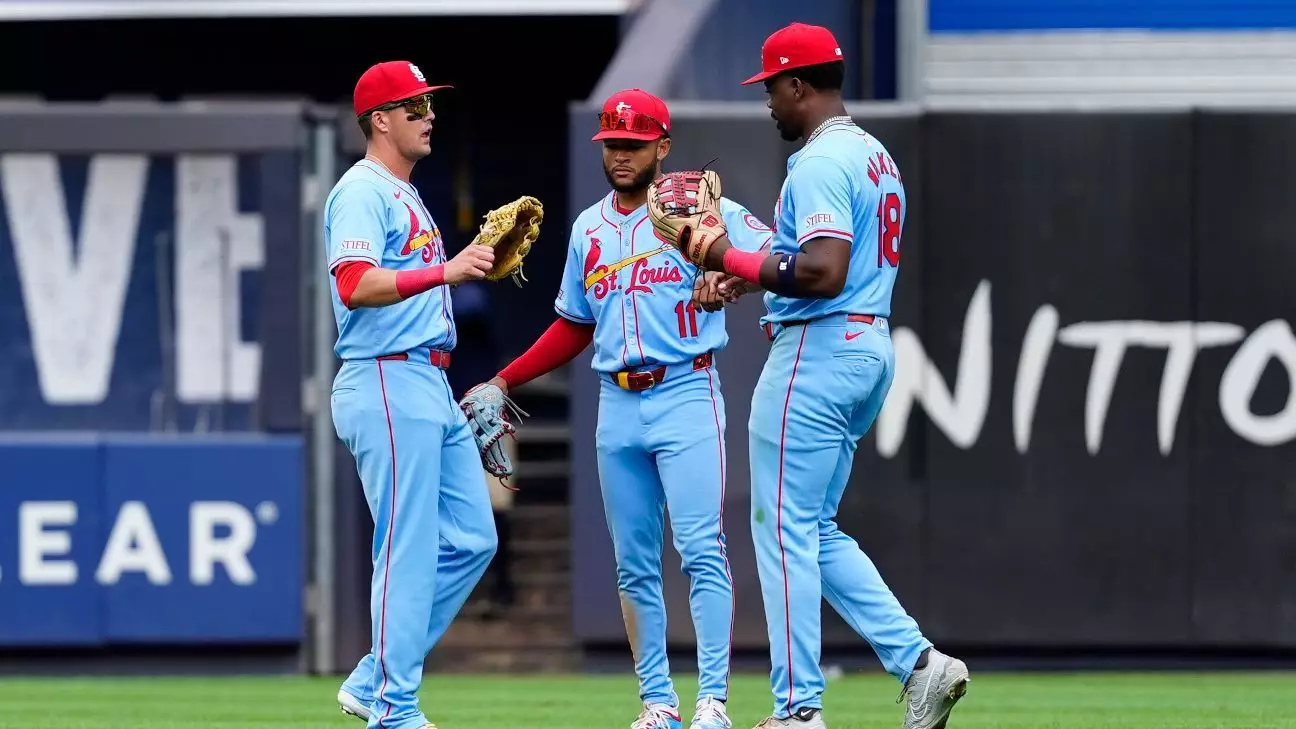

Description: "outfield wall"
0 103 316 663
566 102 1296 653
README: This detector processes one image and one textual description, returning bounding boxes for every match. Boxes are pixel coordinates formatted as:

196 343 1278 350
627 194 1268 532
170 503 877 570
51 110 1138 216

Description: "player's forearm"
706 238 841 298
496 318 595 392
348 266 446 308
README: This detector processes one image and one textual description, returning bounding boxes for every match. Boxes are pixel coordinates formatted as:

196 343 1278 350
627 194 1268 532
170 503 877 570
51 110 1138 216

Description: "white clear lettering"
19 501 78 585
190 501 257 585
95 501 172 585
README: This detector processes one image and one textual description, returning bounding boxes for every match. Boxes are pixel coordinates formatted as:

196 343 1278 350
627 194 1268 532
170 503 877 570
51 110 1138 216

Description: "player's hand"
715 273 750 302
445 244 495 284
692 271 726 312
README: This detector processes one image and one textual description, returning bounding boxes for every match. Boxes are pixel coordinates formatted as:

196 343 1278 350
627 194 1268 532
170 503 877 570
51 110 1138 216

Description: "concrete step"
426 645 580 673
439 614 572 649
514 571 572 611
507 504 570 540
514 422 571 445
509 537 569 573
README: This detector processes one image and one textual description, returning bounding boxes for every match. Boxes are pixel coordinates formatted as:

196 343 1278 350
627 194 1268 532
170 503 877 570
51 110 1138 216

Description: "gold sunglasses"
368 94 433 119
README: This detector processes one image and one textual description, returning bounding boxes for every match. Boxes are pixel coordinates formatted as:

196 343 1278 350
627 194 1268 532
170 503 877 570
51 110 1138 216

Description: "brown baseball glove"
471 195 544 286
647 170 727 268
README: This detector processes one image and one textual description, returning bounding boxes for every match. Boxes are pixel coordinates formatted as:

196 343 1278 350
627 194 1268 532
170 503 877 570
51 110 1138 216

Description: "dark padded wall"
1190 111 1296 646
918 112 1196 646
568 106 1296 654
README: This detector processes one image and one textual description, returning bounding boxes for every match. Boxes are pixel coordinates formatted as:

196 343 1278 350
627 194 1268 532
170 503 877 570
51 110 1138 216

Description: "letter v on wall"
1 153 146 404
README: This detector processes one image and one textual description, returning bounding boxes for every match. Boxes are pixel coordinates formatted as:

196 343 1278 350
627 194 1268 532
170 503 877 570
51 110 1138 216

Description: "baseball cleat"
631 702 683 729
337 689 371 721
752 708 828 729
898 648 969 729
690 696 731 729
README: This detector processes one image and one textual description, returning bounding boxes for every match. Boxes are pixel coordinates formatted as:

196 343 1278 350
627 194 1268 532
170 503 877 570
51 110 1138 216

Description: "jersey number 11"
675 300 699 338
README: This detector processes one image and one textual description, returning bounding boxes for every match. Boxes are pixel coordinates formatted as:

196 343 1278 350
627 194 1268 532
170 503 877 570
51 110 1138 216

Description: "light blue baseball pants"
596 359 736 709
331 348 497 729
749 314 931 719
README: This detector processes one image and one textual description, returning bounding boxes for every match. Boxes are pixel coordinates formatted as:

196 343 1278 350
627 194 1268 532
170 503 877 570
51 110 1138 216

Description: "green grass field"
1 671 1292 729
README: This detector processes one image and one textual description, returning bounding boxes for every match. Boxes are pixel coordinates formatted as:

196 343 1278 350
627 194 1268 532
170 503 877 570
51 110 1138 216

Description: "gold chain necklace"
364 154 403 179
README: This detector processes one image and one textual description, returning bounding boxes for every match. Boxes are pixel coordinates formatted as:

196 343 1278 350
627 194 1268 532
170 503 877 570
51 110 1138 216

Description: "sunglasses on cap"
597 108 667 136
366 93 433 119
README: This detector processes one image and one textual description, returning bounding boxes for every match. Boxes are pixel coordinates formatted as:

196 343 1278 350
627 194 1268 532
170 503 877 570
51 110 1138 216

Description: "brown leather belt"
376 349 452 369
613 352 713 391
763 313 876 341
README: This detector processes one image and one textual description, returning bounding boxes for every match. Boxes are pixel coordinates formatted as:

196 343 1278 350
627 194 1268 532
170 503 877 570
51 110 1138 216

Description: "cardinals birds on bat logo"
399 203 441 263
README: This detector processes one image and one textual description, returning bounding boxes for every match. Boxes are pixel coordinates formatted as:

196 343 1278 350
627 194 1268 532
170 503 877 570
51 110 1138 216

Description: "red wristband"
722 247 765 282
395 265 446 299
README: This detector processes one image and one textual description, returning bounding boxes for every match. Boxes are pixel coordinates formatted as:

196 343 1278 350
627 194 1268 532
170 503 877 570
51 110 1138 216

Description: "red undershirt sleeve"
498 317 596 390
334 260 375 309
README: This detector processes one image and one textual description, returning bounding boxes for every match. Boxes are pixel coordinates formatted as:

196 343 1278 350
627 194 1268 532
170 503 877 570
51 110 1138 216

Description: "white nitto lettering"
876 279 1296 457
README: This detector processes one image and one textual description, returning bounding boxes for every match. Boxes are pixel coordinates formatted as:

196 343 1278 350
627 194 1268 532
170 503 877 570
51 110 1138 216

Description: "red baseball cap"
591 88 671 142
353 61 452 117
741 23 844 85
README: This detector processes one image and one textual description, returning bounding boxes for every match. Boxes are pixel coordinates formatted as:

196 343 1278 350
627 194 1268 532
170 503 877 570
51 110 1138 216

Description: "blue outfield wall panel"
0 435 304 647
100 436 305 643
929 0 1296 33
0 437 105 646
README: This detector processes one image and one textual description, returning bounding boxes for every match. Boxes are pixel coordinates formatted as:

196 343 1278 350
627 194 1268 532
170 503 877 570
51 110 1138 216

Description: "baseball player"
326 60 500 729
670 23 970 729
461 89 772 729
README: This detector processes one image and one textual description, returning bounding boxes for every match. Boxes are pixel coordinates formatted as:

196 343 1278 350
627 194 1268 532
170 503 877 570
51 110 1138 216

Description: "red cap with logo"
741 23 844 85
592 88 671 142
353 61 452 116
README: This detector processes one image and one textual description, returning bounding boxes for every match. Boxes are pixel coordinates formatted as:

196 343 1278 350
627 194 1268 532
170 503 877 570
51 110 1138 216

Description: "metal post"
310 116 338 675
897 0 928 101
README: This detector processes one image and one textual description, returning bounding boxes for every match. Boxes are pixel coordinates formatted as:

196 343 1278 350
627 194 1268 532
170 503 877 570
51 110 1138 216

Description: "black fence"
565 104 1296 655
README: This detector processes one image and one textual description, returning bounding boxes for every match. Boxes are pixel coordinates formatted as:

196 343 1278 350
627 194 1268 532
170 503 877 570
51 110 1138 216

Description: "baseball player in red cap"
326 61 499 729
697 22 970 729
462 88 773 729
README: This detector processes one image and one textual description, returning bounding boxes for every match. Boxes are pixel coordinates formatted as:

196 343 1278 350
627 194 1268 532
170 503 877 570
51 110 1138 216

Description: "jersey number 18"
877 192 901 268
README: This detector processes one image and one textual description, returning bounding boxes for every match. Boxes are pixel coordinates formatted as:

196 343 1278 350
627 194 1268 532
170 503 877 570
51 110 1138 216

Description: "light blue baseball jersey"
556 192 772 373
324 160 456 359
762 119 904 325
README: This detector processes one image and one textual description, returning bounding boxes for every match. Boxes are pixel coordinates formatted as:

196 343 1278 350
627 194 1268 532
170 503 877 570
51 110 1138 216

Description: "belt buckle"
637 372 657 390
616 371 650 391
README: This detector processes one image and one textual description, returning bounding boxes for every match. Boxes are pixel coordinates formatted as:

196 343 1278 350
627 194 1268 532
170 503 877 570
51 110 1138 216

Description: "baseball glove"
647 170 727 269
459 383 530 484
471 195 544 287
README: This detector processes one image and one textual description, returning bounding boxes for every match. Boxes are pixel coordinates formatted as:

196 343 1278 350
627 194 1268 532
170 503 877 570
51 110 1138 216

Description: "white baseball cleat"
752 708 828 729
690 696 732 729
631 702 683 729
898 648 969 729
337 689 371 721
